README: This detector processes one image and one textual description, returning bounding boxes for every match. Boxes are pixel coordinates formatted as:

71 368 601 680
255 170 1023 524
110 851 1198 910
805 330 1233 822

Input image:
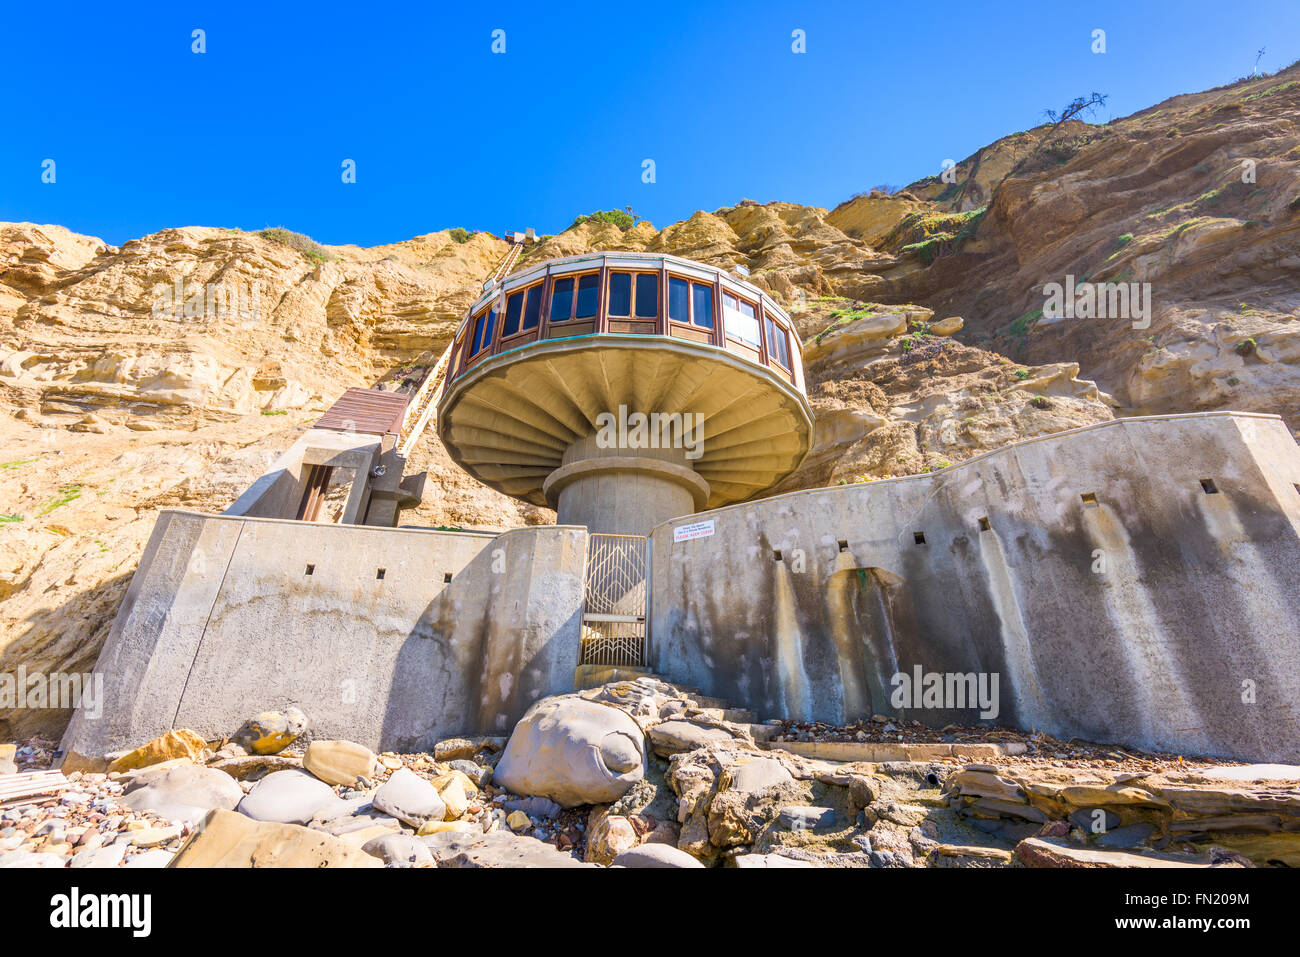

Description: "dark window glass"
669 277 689 322
503 291 523 337
608 273 631 316
766 316 790 367
523 285 542 329
471 311 487 354
551 277 574 321
576 273 599 318
692 282 713 329
482 306 498 350
635 273 658 318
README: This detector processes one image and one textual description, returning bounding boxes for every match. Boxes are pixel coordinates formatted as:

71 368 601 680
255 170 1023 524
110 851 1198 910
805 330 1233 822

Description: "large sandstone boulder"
1013 837 1240 869
612 844 706 868
303 739 376 787
236 769 346 825
495 695 646 807
372 768 446 827
120 764 244 824
648 720 740 757
362 833 433 868
170 809 380 868
107 729 209 773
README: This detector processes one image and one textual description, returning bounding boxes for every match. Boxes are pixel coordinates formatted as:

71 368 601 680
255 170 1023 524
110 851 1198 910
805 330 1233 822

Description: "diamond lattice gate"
580 534 648 666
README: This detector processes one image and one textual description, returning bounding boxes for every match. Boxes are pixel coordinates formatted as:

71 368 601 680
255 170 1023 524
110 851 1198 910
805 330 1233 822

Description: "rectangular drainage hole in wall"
978 517 991 532
1080 493 1099 508
772 549 783 562
1200 478 1219 494
913 532 926 545
837 540 848 552
376 568 386 580
304 564 315 576
443 572 453 583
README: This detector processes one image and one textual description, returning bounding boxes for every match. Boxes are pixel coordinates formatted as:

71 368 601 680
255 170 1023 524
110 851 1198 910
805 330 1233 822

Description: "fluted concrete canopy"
437 335 813 510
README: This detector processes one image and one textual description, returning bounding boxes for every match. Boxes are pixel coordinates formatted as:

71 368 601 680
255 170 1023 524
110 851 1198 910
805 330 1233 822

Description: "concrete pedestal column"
544 435 710 537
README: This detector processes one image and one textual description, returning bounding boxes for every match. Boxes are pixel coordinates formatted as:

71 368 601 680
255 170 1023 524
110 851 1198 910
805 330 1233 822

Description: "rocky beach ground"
2 676 1296 869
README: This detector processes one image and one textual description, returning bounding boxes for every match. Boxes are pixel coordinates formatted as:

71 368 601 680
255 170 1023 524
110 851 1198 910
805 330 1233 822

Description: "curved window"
669 277 689 323
691 284 713 329
470 304 498 355
608 271 659 319
550 272 599 322
503 290 524 338
723 292 760 347
522 283 542 330
503 282 542 338
635 273 658 318
765 314 791 368
669 275 714 329
575 273 599 318
551 277 574 322
609 272 631 316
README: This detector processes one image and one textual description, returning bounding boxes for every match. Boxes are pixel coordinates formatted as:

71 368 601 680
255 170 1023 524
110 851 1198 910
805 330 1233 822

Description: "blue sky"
3 1 1298 247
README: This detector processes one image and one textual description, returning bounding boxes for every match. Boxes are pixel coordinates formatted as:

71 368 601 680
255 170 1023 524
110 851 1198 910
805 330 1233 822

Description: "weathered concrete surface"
60 516 587 760
649 412 1300 763
550 435 706 537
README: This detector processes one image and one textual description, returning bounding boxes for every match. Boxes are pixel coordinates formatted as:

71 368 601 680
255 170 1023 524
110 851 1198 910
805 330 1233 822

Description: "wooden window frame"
666 273 716 335
501 281 544 342
468 305 495 357
548 270 601 324
605 269 660 322
722 290 762 350
764 312 792 371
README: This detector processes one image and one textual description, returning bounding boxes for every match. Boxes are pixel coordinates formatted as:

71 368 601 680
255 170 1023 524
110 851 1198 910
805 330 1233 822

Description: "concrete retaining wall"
648 412 1300 763
61 514 587 759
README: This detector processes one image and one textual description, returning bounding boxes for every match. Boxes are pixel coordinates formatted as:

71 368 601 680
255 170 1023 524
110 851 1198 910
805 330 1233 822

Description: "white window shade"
724 294 761 346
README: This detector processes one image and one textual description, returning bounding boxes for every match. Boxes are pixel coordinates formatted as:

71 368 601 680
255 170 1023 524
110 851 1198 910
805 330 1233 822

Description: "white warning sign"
673 519 715 543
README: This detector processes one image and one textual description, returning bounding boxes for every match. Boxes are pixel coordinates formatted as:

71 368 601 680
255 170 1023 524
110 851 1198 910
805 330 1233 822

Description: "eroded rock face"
775 304 1116 490
495 696 646 808
943 763 1300 867
667 744 815 861
870 70 1300 433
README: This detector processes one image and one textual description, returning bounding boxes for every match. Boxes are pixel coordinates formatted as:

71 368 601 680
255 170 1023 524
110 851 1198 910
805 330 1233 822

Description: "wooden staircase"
393 232 532 458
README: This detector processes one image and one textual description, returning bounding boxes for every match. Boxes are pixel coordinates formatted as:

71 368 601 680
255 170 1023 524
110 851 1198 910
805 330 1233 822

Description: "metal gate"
580 533 647 666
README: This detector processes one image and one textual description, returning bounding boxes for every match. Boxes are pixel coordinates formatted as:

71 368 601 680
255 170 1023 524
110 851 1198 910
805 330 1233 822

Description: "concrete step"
573 664 655 690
